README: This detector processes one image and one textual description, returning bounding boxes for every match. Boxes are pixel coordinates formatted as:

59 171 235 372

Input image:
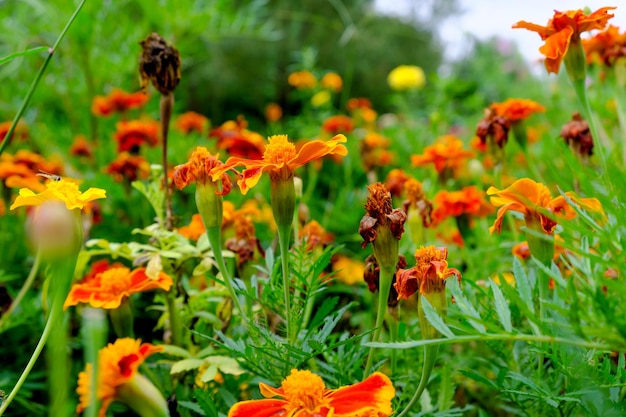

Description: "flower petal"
227 399 289 417
289 134 348 169
326 372 395 417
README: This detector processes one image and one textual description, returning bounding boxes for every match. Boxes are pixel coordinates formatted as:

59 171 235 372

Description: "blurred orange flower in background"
411 135 474 175
70 135 93 158
0 119 28 143
513 7 616 73
175 111 209 135
106 152 150 183
288 70 317 90
491 98 546 122
91 88 149 117
210 117 266 160
322 115 354 135
431 186 493 224
178 213 206 241
113 119 159 153
265 103 283 122
583 25 626 65
321 72 343 92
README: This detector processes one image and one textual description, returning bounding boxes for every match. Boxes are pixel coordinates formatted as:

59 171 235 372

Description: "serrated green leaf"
489 279 512 332
448 279 486 334
420 295 454 338
200 363 218 382
170 358 207 374
513 257 534 313
177 400 206 416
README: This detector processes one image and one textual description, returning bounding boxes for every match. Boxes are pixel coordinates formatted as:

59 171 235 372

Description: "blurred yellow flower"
387 65 426 91
321 72 343 92
311 90 331 107
332 255 365 285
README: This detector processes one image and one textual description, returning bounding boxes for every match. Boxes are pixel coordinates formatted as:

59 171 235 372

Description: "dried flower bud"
476 108 511 149
560 112 593 158
139 33 181 95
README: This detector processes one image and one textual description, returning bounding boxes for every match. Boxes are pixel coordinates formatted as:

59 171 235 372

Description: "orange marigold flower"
300 220 334 250
322 115 354 135
64 266 173 309
228 369 395 417
0 119 28 143
210 117 266 160
173 147 232 194
214 134 348 195
265 102 283 122
70 135 93 158
113 119 159 153
512 241 531 261
175 111 209 135
431 186 493 224
76 338 163 416
583 25 626 65
487 178 603 235
91 88 150 117
384 169 410 197
321 72 343 92
287 70 317 90
395 246 461 299
491 98 546 122
346 97 372 112
513 7 616 74
106 152 150 183
178 213 206 241
411 135 474 174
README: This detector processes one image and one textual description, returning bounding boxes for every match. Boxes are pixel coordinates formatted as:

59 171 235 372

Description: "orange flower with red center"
583 25 626 65
431 186 493 224
322 115 354 135
173 147 232 194
64 266 173 309
91 88 149 117
228 369 395 417
178 213 206 241
513 7 616 74
106 152 150 183
287 70 317 89
411 135 474 174
214 134 347 195
210 117 266 160
175 111 209 135
113 119 159 153
491 98 546 122
395 246 461 299
487 178 603 235
76 338 162 416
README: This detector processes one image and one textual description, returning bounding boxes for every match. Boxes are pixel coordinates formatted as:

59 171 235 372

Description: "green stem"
386 313 399 375
572 78 613 194
364 264 394 375
81 308 108 417
0 248 41 329
0 0 87 156
0 300 59 416
396 345 439 417
206 226 246 324
47 299 69 417
165 290 183 347
277 223 292 343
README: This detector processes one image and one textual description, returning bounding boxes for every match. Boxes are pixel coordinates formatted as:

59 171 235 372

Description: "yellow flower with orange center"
64 266 173 309
228 369 395 417
487 178 603 235
513 7 616 74
214 134 348 195
490 98 546 122
10 179 106 211
76 338 163 416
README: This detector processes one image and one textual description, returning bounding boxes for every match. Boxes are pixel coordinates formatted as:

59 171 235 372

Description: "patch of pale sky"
374 0 625 72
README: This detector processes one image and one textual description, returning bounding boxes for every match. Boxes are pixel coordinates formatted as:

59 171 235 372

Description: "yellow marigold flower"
10 179 106 211
387 65 426 91
288 70 317 90
228 369 395 417
64 266 173 309
321 72 343 92
332 255 365 285
76 338 164 416
311 90 331 107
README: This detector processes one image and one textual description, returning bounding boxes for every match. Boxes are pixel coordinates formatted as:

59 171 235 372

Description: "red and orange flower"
228 369 395 417
411 135 474 176
491 98 546 122
395 246 461 299
91 88 149 117
175 111 209 135
113 119 160 153
106 152 151 183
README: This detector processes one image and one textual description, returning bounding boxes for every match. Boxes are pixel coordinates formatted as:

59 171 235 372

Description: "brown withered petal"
386 209 407 240
560 112 593 157
394 268 419 300
359 215 378 249
225 237 256 268
139 33 181 95
475 108 511 149
363 254 407 297
364 182 393 224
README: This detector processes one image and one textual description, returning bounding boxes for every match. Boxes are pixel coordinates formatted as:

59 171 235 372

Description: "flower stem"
277 223 292 343
206 226 246 324
396 345 439 417
0 0 87 157
160 93 174 230
165 289 183 347
81 308 108 417
364 264 394 375
0 248 41 329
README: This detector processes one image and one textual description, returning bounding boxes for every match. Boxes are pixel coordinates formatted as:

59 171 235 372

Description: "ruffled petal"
227 399 289 417
538 26 573 73
288 134 348 169
327 372 395 417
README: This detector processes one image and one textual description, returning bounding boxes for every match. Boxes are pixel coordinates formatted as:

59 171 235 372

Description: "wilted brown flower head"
363 254 407 307
560 112 593 157
476 108 511 149
402 178 433 228
360 183 407 249
139 33 181 95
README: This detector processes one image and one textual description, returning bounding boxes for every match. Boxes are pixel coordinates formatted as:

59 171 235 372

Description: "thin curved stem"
396 345 439 417
0 0 87 156
364 264 394 375
0 248 41 329
0 301 59 415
